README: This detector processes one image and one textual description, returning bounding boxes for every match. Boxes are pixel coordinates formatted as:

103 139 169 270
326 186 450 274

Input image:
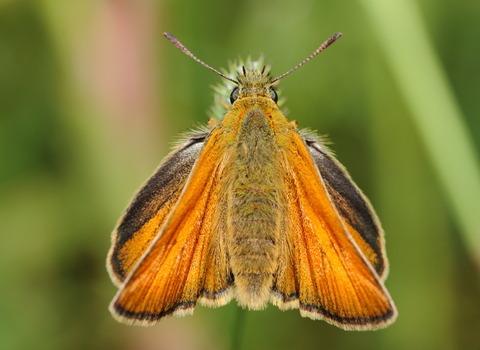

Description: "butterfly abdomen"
224 106 284 310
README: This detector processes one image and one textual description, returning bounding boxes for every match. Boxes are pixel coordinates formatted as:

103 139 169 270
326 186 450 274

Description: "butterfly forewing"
305 136 388 279
107 133 207 285
273 130 396 330
110 128 233 325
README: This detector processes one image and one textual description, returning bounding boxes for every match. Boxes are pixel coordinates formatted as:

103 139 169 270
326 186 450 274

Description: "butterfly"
107 33 397 331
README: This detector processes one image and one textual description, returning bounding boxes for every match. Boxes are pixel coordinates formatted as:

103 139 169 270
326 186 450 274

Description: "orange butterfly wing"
274 131 397 330
305 136 388 279
110 129 232 325
107 134 207 286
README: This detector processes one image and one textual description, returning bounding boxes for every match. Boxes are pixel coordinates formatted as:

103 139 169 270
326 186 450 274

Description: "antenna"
272 33 342 83
163 33 238 84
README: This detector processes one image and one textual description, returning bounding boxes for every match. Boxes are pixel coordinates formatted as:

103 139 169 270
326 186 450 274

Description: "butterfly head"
230 64 278 104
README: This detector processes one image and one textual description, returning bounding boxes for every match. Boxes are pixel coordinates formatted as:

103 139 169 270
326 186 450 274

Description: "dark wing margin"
107 132 208 285
303 135 388 279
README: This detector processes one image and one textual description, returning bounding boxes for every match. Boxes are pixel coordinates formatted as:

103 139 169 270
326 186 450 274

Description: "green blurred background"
1 0 479 349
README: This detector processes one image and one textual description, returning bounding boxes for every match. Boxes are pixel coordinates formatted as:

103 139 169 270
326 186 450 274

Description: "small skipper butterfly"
107 33 397 330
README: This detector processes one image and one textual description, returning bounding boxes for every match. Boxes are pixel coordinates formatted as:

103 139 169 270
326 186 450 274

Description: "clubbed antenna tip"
272 33 342 83
163 33 239 84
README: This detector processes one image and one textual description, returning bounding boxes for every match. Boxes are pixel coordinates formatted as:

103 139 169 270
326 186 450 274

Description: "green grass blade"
360 0 480 267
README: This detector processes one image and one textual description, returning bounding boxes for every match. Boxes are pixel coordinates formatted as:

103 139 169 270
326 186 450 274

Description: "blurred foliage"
1 0 479 349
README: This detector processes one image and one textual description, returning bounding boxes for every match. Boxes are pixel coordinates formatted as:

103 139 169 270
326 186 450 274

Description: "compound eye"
270 89 278 103
230 87 239 104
